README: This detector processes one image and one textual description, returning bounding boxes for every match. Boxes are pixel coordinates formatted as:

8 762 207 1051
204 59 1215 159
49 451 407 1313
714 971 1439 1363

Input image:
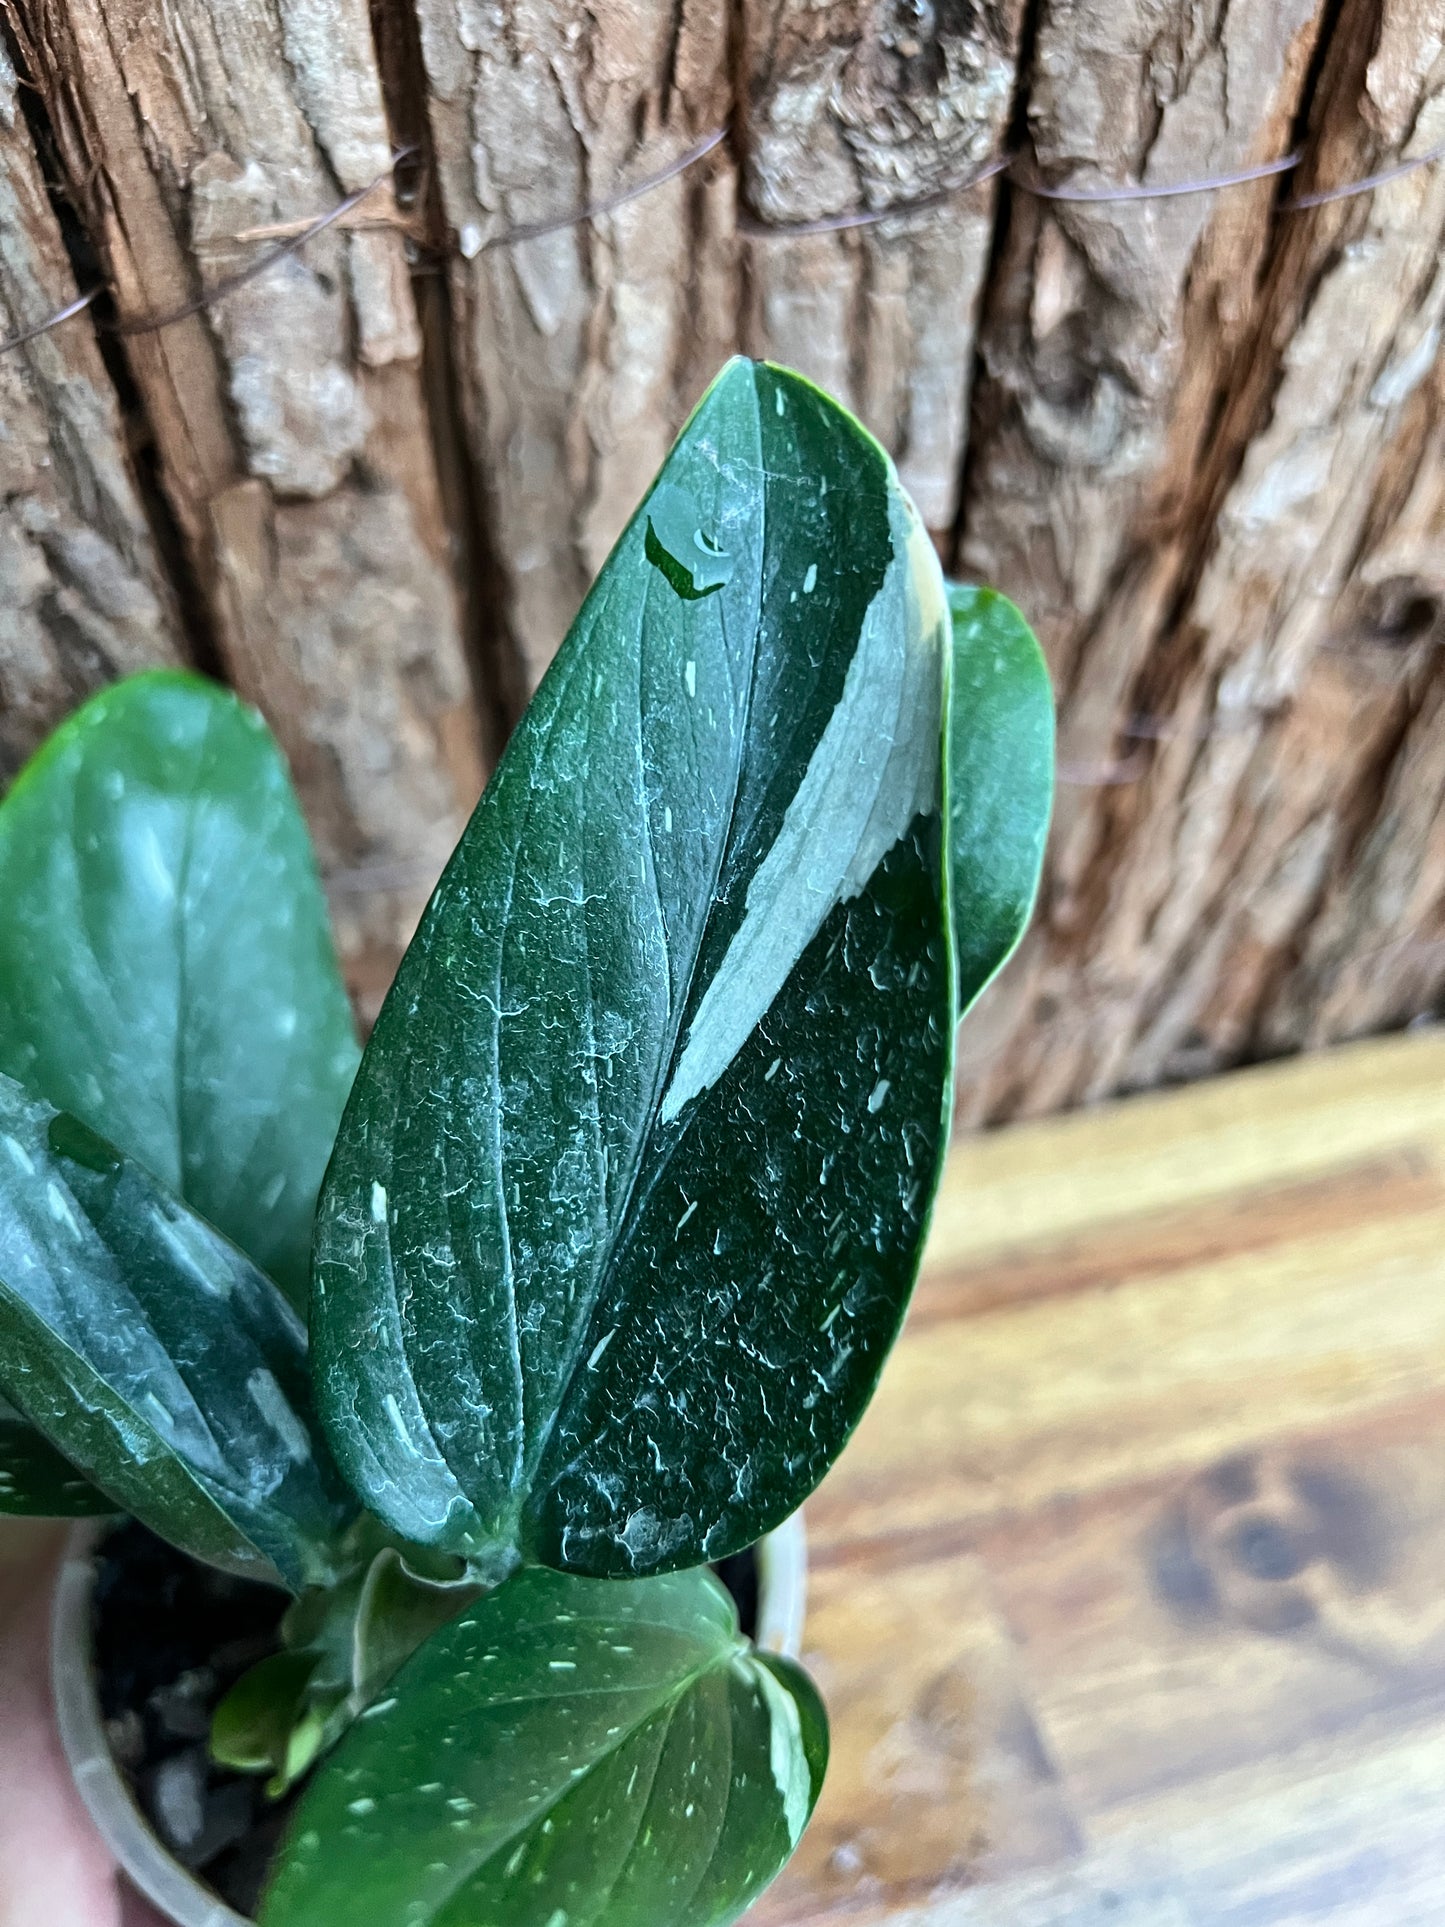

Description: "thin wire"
0 285 97 353
480 125 727 248
1284 134 1445 209
3 117 1442 359
0 151 413 356
742 133 1444 239
109 149 417 337
1017 150 1302 204
734 155 1010 238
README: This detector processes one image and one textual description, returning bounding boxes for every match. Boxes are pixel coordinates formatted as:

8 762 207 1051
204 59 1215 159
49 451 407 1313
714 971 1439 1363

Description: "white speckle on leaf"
803 563 818 594
676 1199 698 1232
148 1207 229 1295
4 1136 35 1176
246 1369 311 1463
359 1697 397 1721
347 1797 376 1816
867 1078 891 1114
684 660 696 700
138 826 176 903
548 1660 577 1672
142 1392 176 1433
370 1181 388 1224
586 1329 617 1371
46 1183 82 1238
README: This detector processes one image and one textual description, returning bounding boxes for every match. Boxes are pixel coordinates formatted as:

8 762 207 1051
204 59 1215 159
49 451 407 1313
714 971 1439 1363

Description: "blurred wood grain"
757 1028 1445 1926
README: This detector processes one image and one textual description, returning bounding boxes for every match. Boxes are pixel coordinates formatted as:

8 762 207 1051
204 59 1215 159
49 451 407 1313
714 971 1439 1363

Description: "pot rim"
52 1514 809 1927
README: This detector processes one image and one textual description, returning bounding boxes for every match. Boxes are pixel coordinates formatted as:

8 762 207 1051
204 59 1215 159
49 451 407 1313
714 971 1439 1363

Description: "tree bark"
0 33 181 777
4 0 484 1011
954 0 1445 1120
737 0 1028 533
410 0 736 694
2 0 1442 1108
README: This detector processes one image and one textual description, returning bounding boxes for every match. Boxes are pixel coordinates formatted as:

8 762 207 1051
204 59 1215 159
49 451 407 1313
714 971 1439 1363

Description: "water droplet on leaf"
644 482 733 600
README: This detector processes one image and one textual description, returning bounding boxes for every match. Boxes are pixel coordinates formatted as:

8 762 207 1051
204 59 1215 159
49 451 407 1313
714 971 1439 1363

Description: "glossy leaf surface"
315 358 959 1574
0 1079 352 1587
945 583 1054 1014
260 1565 826 1927
0 670 359 1308
0 1393 110 1516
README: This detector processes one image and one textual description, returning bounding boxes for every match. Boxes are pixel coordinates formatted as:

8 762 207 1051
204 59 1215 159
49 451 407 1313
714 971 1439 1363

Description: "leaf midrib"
415 1630 739 1927
512 383 772 1512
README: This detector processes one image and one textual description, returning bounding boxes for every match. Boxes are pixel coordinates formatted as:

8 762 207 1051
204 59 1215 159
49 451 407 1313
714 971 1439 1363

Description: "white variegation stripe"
661 489 948 1125
742 1654 813 1847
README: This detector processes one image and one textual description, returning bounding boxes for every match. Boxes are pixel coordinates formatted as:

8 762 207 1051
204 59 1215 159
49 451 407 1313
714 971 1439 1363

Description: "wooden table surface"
756 1030 1445 1927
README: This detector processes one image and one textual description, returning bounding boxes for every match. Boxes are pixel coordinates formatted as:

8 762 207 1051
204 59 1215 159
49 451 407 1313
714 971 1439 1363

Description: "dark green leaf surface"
0 670 359 1309
0 1393 111 1516
315 358 960 1575
0 1077 352 1587
945 584 1055 1014
260 1565 826 1927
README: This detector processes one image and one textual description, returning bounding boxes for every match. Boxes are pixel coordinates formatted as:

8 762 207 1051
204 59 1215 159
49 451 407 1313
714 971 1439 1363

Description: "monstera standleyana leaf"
0 1079 353 1585
945 582 1053 1014
259 1565 826 1927
0 1393 110 1516
313 358 1053 1578
0 671 359 1313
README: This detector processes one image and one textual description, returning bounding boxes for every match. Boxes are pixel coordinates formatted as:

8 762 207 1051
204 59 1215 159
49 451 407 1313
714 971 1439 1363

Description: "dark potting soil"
91 1522 762 1918
92 1521 297 1915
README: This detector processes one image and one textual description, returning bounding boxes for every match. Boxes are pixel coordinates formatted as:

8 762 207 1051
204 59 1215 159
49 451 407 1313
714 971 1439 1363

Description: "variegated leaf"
314 358 1051 1577
0 1079 352 1586
259 1565 826 1927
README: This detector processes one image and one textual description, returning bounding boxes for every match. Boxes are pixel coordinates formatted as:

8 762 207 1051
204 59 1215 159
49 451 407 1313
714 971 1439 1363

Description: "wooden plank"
764 1029 1445 1923
0 35 182 775
931 1028 1445 1265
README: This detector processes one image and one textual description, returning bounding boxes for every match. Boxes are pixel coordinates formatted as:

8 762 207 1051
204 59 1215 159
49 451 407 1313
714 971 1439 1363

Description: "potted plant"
0 358 1053 1925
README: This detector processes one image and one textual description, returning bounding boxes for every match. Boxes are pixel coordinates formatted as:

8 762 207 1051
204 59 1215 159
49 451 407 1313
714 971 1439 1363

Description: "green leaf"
0 669 359 1310
314 357 961 1575
230 1532 482 1795
0 1077 354 1587
212 1651 322 1775
259 1565 826 1927
350 1547 480 1705
945 583 1055 1014
0 1394 112 1516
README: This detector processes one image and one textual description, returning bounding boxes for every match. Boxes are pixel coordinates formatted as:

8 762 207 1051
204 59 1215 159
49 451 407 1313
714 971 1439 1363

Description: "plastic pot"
51 1515 809 1927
